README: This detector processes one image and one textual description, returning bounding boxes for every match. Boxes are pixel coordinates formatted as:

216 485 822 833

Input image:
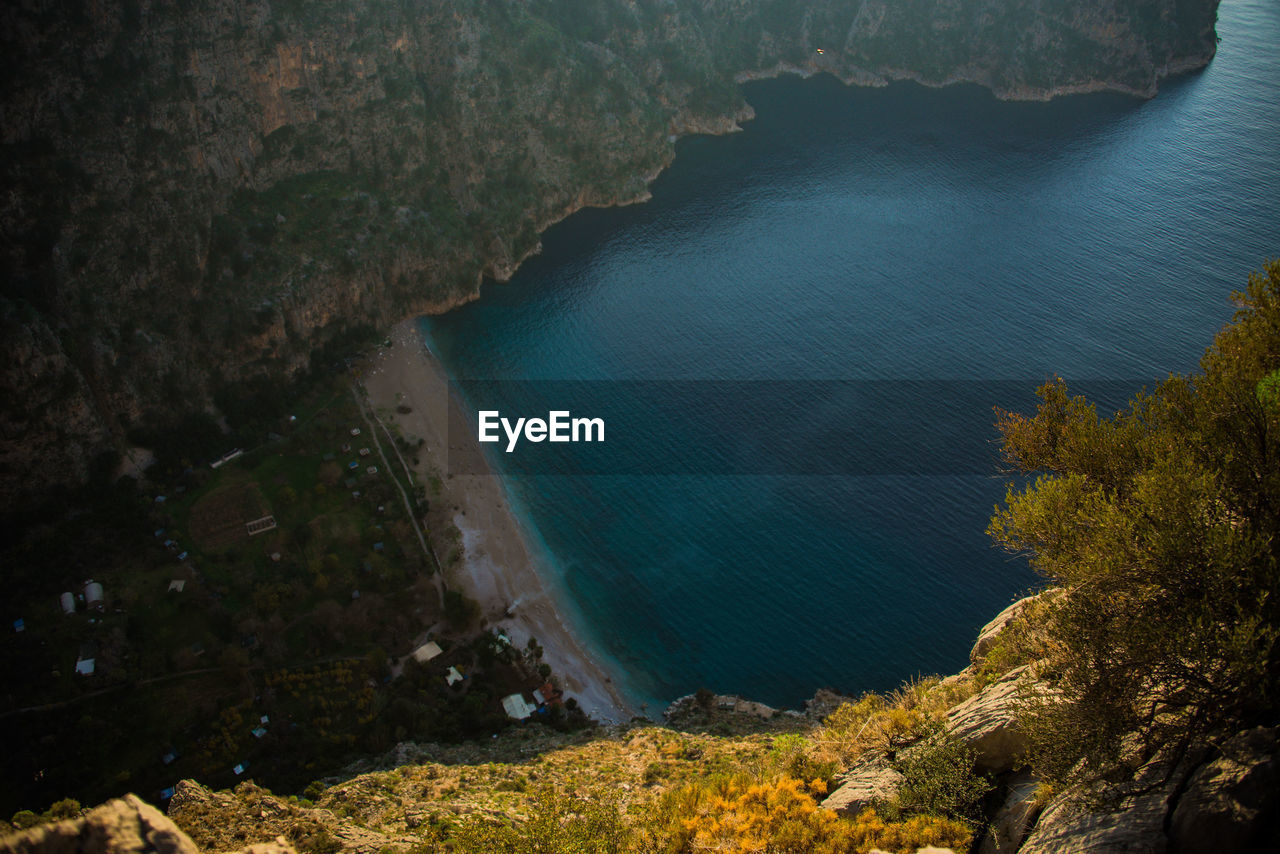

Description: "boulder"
1017 785 1171 854
820 752 904 817
806 688 853 721
945 666 1030 773
1015 749 1206 854
970 589 1061 665
1168 726 1280 854
978 769 1042 854
0 795 200 854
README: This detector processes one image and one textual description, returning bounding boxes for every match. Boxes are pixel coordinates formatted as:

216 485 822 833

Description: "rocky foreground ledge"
4 591 1275 854
0 794 292 854
821 593 1280 853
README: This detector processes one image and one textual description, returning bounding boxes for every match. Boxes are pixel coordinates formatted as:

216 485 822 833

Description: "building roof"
412 641 443 663
502 693 535 720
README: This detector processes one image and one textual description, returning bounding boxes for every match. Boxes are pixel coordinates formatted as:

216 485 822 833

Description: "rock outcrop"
1018 766 1179 854
168 780 404 854
820 752 905 818
945 666 1032 774
969 590 1062 664
1001 725 1279 854
0 0 1223 510
1168 727 1280 854
0 794 207 854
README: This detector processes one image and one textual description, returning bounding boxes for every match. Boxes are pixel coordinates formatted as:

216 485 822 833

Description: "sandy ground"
359 319 639 724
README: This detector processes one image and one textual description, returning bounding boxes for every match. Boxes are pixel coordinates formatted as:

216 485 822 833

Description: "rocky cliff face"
0 0 1222 508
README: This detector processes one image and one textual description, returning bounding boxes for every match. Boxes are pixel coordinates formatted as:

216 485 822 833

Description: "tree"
988 260 1280 784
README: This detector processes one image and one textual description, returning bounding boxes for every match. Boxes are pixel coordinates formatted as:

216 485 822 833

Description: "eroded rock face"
1018 783 1172 854
0 794 199 854
820 751 905 818
1009 726 1279 854
945 666 1030 774
1168 727 1280 854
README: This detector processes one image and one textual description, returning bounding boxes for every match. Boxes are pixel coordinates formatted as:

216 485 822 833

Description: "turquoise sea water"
421 0 1280 710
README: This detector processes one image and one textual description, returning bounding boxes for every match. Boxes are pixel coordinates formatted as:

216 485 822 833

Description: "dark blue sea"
421 0 1280 711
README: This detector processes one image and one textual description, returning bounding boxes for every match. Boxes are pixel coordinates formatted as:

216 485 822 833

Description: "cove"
421 0 1280 709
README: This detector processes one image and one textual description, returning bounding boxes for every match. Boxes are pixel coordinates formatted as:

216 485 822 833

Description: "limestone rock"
820 752 905 817
1018 785 1171 854
945 666 1030 773
978 769 1043 854
806 688 853 721
1168 726 1280 854
664 692 778 726
969 589 1062 665
0 794 199 854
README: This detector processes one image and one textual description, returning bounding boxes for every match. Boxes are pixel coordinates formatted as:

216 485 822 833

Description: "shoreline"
359 319 643 725
407 59 1217 325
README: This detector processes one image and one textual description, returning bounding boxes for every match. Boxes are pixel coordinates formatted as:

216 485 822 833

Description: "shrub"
812 675 971 768
44 799 81 820
452 786 629 853
845 809 973 854
639 776 971 854
889 729 992 824
989 260 1280 785
766 734 835 786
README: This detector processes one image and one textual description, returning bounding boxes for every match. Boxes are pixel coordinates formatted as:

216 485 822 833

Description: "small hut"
411 641 443 664
502 694 535 720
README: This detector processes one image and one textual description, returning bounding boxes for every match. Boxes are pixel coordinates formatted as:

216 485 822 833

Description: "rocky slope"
0 0 1222 509
4 590 1273 853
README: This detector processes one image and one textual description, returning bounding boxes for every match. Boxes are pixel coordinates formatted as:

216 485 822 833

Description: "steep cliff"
0 0 1222 508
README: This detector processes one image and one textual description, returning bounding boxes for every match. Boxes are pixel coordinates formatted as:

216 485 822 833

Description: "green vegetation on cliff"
0 0 1223 509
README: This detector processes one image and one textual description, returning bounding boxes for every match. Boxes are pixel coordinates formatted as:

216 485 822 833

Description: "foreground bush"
990 259 1280 784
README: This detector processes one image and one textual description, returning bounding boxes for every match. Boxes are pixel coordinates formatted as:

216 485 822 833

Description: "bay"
422 0 1280 709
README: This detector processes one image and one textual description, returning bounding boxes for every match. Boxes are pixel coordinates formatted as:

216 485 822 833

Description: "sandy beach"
359 319 640 724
